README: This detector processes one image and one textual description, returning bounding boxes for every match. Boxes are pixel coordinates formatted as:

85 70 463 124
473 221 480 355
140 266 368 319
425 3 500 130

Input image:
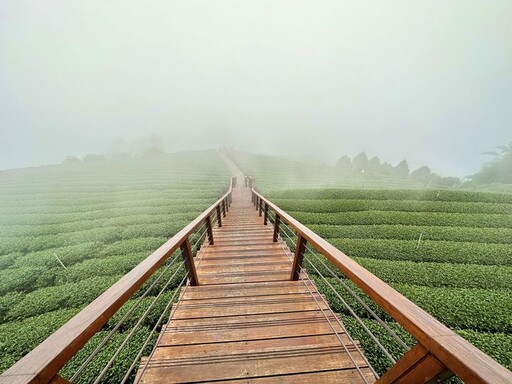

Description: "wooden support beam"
273 214 281 242
263 203 269 225
377 344 451 384
205 216 214 245
291 235 307 280
216 205 222 227
50 375 71 384
180 238 199 286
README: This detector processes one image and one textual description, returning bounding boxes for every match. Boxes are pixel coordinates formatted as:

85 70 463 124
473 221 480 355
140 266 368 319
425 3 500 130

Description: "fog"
1 1 511 176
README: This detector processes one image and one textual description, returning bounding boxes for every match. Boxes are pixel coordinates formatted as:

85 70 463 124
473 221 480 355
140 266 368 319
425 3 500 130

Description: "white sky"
1 1 511 176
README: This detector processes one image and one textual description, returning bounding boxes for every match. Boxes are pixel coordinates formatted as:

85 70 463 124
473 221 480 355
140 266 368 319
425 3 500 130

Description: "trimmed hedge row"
273 198 512 215
308 224 512 244
289 210 512 228
328 238 512 265
269 188 512 203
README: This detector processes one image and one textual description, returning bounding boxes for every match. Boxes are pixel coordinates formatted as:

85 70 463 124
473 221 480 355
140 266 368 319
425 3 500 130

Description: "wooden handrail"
252 188 512 384
0 178 235 384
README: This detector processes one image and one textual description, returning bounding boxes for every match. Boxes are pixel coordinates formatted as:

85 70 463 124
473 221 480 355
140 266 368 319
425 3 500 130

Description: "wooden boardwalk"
136 185 375 383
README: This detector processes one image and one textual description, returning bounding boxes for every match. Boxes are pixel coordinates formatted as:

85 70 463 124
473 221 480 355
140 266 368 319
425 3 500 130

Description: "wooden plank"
154 334 353 360
215 369 376 383
182 281 316 300
161 315 348 346
197 256 291 267
199 272 293 285
139 347 369 383
171 293 327 319
197 262 292 274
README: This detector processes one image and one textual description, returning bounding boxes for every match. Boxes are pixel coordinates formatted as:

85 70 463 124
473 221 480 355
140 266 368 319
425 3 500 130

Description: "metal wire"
274 225 376 382
119 273 188 384
304 244 410 352
277 218 409 354
302 253 397 364
132 234 211 383
92 259 187 384
70 253 182 381
190 225 208 252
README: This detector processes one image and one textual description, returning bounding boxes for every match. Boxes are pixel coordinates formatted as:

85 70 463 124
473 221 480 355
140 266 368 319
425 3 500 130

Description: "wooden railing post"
224 197 229 212
273 214 281 242
259 199 263 216
205 216 214 245
291 234 307 280
180 238 199 286
216 205 222 227
255 195 259 210
222 199 227 217
263 203 269 225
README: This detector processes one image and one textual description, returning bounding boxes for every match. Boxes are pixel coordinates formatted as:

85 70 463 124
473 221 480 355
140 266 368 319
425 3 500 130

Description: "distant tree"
366 156 381 173
380 162 395 176
83 154 107 163
410 166 432 183
394 160 410 178
472 142 512 183
336 155 352 171
142 146 166 158
62 156 81 164
352 152 368 173
437 176 461 188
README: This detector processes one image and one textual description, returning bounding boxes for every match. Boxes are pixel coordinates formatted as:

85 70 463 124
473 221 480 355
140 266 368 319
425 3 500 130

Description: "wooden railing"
251 186 512 384
0 178 235 384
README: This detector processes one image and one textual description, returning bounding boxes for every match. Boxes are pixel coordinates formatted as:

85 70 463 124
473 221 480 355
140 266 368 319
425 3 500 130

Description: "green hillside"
0 150 231 378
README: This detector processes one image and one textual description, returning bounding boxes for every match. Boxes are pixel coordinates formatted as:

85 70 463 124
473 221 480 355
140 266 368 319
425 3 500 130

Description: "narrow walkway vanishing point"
136 184 376 383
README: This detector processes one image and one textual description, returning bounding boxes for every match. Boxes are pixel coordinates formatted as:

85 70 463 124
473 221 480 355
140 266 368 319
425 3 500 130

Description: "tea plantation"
268 188 512 372
0 150 231 376
1 149 511 380
231 151 511 373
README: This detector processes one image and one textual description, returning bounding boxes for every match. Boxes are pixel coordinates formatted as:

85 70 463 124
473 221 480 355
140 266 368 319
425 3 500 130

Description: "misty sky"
1 1 511 176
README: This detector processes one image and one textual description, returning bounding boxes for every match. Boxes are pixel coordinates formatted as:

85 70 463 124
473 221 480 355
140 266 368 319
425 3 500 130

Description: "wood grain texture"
137 184 374 383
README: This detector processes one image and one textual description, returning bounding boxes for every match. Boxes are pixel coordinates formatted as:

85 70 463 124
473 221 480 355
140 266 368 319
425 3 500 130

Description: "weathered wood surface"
137 185 375 383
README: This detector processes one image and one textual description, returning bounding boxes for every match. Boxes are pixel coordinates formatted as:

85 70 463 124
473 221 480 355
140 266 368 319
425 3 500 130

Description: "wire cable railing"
0 177 236 384
252 185 512 384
